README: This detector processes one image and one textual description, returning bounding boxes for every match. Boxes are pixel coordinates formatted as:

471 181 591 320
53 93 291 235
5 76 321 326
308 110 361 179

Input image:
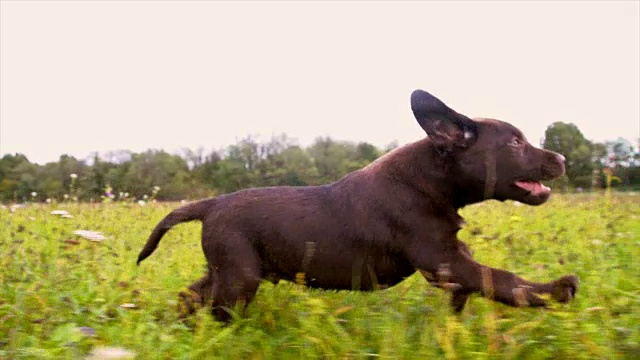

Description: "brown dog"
137 89 578 322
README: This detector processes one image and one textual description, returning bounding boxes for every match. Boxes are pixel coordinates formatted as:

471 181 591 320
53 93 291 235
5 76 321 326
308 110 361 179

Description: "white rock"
86 347 136 360
73 230 107 242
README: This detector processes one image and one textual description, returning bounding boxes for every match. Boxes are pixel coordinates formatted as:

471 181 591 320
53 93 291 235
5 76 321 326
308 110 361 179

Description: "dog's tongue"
515 180 550 195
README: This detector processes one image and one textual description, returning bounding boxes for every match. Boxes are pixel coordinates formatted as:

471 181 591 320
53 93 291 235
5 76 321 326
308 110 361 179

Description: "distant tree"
607 138 634 168
121 150 192 200
383 141 400 153
179 146 207 169
80 155 118 200
355 142 382 165
542 122 594 189
307 137 362 183
590 142 608 188
0 154 35 201
605 138 638 189
259 145 319 187
35 162 65 200
192 149 223 188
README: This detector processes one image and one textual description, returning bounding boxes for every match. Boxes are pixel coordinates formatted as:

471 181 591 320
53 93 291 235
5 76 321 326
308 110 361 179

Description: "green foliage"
605 138 640 190
0 154 38 202
1 129 638 202
0 134 391 203
0 194 638 358
542 124 638 191
543 122 594 189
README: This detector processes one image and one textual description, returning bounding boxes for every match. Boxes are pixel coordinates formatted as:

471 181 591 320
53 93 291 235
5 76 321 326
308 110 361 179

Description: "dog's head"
410 89 565 206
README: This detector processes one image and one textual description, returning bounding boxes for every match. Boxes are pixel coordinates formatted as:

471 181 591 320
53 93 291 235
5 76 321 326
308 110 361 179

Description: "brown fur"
137 89 578 322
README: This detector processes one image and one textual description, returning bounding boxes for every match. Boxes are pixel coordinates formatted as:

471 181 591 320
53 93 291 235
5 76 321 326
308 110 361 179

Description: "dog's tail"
137 198 215 265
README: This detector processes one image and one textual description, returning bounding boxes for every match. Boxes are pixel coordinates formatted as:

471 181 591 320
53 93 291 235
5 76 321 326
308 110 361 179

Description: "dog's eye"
508 138 523 147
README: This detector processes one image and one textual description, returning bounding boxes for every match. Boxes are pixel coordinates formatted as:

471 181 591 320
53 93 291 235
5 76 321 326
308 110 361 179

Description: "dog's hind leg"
207 240 262 323
178 270 215 317
212 266 261 323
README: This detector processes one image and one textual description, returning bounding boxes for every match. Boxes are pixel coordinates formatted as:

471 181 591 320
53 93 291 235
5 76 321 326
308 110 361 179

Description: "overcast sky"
1 0 638 165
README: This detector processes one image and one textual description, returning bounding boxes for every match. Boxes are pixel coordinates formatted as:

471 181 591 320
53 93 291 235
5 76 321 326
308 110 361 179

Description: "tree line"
1 122 638 203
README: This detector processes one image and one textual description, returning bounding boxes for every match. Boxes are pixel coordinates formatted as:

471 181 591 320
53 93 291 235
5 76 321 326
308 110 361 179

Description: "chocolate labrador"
137 89 578 322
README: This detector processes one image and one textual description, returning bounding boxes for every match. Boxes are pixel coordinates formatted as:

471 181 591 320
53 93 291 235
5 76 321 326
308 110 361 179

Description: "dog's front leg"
449 250 578 309
419 240 473 312
412 240 578 310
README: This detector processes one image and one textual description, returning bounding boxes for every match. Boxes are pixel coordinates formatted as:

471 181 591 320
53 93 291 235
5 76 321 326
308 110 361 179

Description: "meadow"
0 193 638 359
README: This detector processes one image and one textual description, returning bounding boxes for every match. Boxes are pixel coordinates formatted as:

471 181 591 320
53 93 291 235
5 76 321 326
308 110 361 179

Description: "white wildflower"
61 214 73 219
46 198 52 204
138 200 146 206
70 173 78 179
31 192 37 197
143 194 148 200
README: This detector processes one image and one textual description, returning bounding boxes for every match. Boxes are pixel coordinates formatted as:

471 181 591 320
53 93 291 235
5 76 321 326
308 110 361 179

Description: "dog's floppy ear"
410 89 477 149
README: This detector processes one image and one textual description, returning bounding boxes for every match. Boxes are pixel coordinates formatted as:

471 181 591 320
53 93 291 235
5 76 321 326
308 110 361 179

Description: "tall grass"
1 193 638 359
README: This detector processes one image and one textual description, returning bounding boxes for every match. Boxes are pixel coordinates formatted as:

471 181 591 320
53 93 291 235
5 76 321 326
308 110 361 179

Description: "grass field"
1 193 638 359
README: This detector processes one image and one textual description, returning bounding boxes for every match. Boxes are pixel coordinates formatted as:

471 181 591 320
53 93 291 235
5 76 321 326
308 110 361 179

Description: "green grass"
1 193 638 359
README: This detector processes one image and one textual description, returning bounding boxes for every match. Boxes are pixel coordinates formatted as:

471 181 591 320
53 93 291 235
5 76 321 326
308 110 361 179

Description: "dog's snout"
539 149 566 179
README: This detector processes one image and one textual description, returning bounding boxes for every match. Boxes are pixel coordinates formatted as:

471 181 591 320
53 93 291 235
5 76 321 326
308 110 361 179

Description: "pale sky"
1 0 639 165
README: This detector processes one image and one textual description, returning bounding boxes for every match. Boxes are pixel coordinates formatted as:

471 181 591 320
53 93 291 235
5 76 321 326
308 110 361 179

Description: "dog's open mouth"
514 180 551 196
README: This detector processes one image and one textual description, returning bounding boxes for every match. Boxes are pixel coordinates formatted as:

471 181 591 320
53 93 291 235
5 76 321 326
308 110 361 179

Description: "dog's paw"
178 289 202 318
550 274 579 303
451 289 471 313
